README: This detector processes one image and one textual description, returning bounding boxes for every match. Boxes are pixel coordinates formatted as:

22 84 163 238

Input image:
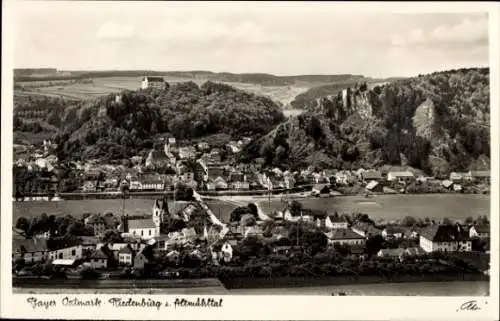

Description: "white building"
419 225 471 253
469 225 490 239
49 244 94 261
128 219 159 240
387 171 415 182
141 76 166 90
324 229 366 247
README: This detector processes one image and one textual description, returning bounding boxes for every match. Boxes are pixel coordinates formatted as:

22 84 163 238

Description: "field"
12 194 489 225
15 76 312 107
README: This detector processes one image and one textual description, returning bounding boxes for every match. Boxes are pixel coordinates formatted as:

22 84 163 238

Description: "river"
13 193 490 223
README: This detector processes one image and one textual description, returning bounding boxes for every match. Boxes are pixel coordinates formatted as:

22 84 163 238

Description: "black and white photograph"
1 1 499 320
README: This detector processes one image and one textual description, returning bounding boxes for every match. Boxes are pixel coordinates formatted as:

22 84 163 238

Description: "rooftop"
420 224 468 242
144 76 164 82
325 229 365 240
128 218 157 230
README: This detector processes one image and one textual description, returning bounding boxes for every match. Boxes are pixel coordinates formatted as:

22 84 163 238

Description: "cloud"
391 17 488 47
96 21 135 40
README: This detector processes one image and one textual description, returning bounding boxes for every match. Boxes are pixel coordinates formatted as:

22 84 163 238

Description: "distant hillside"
15 69 365 87
51 81 285 161
239 68 490 175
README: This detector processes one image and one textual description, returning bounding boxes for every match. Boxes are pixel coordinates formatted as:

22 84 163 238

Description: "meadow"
15 76 312 107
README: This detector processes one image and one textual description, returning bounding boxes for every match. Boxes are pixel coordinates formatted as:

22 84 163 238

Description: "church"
120 198 170 241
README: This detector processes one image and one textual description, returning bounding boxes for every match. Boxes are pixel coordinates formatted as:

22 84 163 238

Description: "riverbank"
12 186 488 202
219 273 489 290
12 276 489 296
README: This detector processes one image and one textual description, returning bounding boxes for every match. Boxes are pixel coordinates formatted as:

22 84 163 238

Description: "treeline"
52 81 285 161
15 70 365 86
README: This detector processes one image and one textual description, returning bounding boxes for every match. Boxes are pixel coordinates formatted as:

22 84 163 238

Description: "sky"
9 1 490 78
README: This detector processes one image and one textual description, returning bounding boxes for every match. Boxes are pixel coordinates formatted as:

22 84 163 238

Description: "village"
13 132 491 201
11 77 491 285
12 184 491 282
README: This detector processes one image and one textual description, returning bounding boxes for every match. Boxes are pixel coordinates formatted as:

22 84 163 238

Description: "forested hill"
239 68 490 176
52 81 285 161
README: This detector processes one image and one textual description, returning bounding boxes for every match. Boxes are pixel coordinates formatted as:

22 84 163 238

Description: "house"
231 181 250 190
442 180 454 189
469 225 490 239
179 170 195 183
140 176 164 191
178 146 197 160
405 247 425 256
201 151 222 165
328 216 349 229
145 149 172 168
130 156 143 165
213 177 228 190
85 214 107 237
365 180 382 192
387 171 415 182
118 245 134 266
382 226 404 240
141 76 166 90
284 175 296 189
316 215 348 230
355 168 367 179
352 222 383 238
377 248 405 260
88 249 108 269
133 247 153 270
12 238 49 264
244 226 264 238
52 259 78 268
127 218 159 240
324 229 366 247
361 170 383 183
103 178 119 189
335 171 353 185
195 159 209 182
449 172 468 182
312 184 330 197
82 180 97 192
49 244 93 261
197 142 210 151
469 171 490 183
419 224 472 253
212 240 237 263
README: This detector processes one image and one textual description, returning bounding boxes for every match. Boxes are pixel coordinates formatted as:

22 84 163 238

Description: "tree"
240 214 257 227
102 229 123 243
230 206 252 222
477 215 489 225
465 216 474 225
289 200 303 217
247 203 258 217
16 217 30 232
402 216 417 227
442 217 453 225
